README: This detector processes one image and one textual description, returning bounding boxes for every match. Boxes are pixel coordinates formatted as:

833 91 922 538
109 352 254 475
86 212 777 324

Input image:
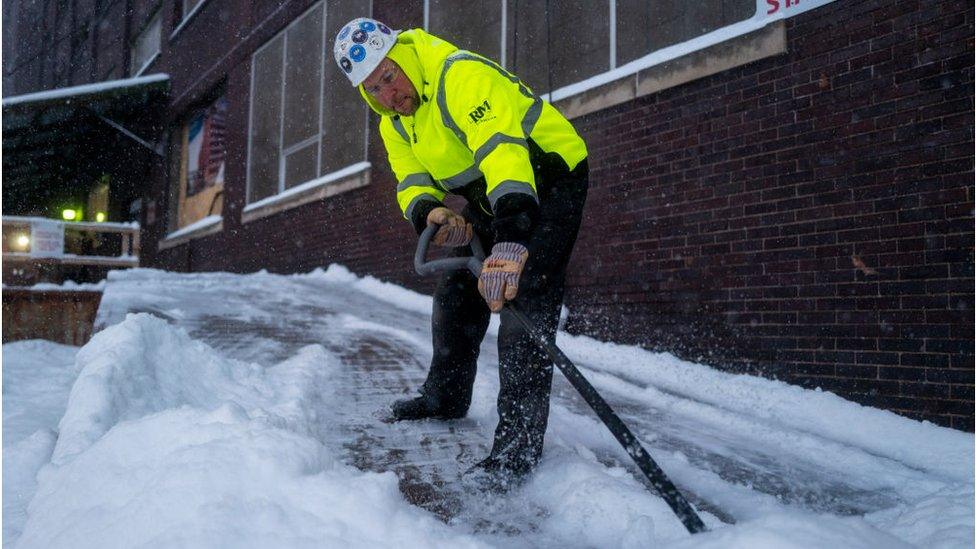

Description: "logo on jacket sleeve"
468 100 494 124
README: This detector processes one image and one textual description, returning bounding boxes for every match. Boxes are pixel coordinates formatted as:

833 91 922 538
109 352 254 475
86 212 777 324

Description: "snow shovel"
414 225 707 534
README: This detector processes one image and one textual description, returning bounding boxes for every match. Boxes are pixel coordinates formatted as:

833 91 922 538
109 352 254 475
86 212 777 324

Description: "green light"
62 209 78 221
96 212 106 222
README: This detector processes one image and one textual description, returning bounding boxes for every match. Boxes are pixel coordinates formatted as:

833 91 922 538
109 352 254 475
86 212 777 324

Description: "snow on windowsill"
163 215 222 241
243 162 371 214
546 18 766 103
169 0 211 41
133 52 161 78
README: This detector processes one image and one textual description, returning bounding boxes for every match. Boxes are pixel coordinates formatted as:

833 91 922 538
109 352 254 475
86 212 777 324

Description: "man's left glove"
478 242 529 312
427 207 473 247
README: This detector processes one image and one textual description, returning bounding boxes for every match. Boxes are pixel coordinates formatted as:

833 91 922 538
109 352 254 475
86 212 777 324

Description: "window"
426 0 754 95
427 0 502 63
168 95 227 231
246 1 368 205
615 0 754 66
130 10 161 76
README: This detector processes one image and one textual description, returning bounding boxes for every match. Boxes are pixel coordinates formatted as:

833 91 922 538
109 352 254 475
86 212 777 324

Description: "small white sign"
30 219 65 258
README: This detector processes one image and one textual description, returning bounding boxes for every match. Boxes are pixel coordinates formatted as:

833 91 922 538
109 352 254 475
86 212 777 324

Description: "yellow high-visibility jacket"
359 28 587 242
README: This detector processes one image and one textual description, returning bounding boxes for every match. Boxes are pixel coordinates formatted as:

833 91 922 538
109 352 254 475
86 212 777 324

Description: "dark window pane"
428 0 502 61
508 0 609 93
508 0 549 94
248 35 284 202
283 143 318 189
321 0 367 175
548 1 609 90
617 0 754 66
283 5 323 150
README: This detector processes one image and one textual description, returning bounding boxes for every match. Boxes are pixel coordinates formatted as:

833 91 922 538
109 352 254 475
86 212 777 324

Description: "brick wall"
566 0 974 429
138 0 973 429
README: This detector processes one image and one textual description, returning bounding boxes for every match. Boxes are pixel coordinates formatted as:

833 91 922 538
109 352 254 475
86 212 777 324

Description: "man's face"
362 58 419 116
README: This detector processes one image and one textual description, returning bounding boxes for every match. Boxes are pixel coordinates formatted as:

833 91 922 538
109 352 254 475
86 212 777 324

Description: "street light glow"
62 209 78 221
15 234 30 248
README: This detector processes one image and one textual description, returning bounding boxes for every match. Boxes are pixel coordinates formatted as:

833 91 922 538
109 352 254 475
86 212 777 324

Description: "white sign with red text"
30 219 65 258
758 0 837 20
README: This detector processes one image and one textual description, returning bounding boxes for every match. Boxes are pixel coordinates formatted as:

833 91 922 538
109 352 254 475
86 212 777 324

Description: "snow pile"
2 280 106 291
662 512 916 549
555 334 972 480
13 314 485 549
865 484 975 549
2 340 81 543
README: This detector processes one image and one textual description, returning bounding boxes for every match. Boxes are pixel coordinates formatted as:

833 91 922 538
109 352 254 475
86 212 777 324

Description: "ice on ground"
4 267 973 548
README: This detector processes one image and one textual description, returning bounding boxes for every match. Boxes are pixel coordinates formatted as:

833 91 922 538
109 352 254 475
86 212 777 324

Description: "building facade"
5 0 974 429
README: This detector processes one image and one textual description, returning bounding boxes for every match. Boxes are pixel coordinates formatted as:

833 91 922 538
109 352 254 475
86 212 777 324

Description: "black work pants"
419 160 588 474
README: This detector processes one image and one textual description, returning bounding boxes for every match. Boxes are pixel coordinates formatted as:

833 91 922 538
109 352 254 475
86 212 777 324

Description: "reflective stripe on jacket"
359 28 587 224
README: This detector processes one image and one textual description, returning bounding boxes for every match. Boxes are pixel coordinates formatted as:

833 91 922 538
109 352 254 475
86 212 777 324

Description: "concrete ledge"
158 218 224 250
242 168 370 225
555 21 787 120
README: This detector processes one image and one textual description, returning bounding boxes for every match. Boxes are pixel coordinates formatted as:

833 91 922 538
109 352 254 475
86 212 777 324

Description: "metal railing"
2 215 140 267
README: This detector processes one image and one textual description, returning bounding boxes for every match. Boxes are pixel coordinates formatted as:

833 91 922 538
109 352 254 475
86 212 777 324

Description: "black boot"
389 394 466 421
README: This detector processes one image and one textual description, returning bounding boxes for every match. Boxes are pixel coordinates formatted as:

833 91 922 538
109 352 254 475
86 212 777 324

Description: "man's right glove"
478 242 529 312
427 207 473 247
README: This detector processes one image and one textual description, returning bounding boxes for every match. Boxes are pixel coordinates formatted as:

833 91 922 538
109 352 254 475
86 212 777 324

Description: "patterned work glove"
478 242 529 312
427 207 473 247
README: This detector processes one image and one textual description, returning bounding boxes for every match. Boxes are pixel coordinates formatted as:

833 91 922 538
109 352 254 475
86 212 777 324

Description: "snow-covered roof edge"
2 73 170 108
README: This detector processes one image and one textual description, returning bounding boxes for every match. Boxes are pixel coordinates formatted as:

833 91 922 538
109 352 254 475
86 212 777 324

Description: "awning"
2 74 171 215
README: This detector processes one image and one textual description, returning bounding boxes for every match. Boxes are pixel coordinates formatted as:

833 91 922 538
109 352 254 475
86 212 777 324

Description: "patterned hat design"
333 18 399 87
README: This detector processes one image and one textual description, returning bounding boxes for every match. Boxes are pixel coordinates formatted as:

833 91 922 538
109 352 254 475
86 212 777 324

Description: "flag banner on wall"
186 96 228 197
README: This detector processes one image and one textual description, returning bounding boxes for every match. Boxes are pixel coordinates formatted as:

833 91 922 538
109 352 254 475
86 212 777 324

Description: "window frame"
162 93 227 242
244 1 370 213
170 0 209 40
423 0 833 105
129 9 161 77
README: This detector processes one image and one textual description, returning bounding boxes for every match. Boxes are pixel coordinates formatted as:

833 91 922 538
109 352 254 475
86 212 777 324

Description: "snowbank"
2 340 80 544
14 314 485 549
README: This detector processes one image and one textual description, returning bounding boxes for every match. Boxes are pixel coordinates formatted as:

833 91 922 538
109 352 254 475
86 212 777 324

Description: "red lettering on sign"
766 0 780 14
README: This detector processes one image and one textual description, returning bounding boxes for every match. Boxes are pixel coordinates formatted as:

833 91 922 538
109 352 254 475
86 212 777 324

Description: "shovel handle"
414 224 485 277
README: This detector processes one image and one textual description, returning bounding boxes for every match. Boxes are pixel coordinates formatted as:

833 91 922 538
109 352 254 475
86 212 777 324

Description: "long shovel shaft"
505 305 707 534
413 225 706 534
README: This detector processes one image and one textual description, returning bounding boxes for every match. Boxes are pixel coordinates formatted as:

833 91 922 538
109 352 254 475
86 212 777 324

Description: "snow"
3 340 81 543
1 73 169 107
242 162 372 213
2 215 139 230
163 214 222 240
2 280 107 291
3 267 973 548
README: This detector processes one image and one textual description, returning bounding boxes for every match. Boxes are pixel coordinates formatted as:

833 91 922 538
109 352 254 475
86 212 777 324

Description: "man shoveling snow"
333 17 588 485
